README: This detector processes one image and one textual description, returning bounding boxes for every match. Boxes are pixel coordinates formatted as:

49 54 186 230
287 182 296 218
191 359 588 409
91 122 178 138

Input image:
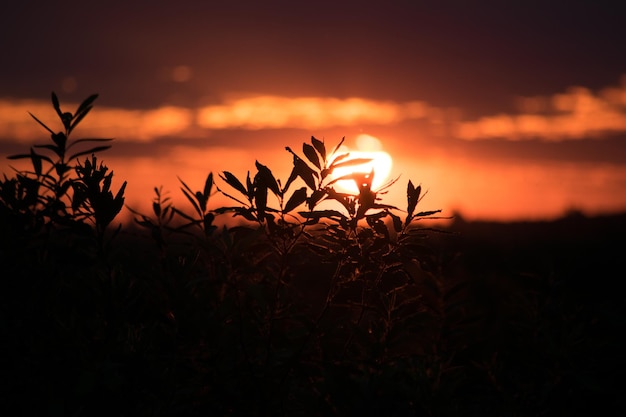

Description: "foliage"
1 93 621 416
1 92 125 250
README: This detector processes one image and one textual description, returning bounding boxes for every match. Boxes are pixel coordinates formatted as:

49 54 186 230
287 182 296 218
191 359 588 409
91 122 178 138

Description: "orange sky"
3 86 626 222
2 1 626 221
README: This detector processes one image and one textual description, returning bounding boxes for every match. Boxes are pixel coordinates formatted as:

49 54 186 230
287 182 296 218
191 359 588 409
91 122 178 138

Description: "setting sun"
329 134 393 193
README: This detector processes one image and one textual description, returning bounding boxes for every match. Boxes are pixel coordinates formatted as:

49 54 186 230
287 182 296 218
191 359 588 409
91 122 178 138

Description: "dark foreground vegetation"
1 94 624 416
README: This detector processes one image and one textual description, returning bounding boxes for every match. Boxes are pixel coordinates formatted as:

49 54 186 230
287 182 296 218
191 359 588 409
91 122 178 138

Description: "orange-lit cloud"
0 99 194 143
456 75 626 141
3 75 626 144
0 96 435 143
197 96 431 129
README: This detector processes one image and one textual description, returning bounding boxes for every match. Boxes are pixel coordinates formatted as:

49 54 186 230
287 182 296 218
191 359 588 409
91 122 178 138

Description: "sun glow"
330 134 393 194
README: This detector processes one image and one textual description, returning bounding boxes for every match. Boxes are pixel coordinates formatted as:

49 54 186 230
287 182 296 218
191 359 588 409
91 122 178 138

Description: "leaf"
298 209 348 222
180 187 203 217
69 106 93 133
413 209 442 218
390 211 403 232
203 172 213 199
30 148 42 177
406 181 421 224
326 172 366 188
153 201 162 217
331 136 345 156
254 177 268 218
216 188 248 206
28 112 55 135
178 176 194 195
295 157 318 190
219 171 248 197
330 157 373 170
255 161 280 196
325 187 355 215
66 138 113 151
282 165 299 194
302 143 321 169
311 136 326 161
307 189 326 210
283 187 307 213
285 147 318 190
51 92 63 120
33 144 60 154
6 153 31 160
69 145 111 160
75 94 98 117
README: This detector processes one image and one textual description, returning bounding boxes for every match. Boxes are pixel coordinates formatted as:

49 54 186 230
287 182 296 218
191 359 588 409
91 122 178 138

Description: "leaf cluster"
0 92 125 249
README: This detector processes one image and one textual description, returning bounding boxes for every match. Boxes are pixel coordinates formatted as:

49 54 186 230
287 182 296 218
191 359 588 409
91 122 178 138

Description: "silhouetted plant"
1 92 125 250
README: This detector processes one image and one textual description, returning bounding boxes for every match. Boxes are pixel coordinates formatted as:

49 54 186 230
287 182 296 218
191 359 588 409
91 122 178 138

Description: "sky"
2 0 626 221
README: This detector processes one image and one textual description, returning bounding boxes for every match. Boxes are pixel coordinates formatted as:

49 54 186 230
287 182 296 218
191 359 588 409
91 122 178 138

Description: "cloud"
0 99 194 143
3 76 626 145
456 75 626 141
0 96 438 144
196 96 431 129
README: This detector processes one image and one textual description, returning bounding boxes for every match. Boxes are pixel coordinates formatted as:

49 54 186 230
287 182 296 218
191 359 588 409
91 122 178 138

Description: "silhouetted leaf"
28 112 54 135
303 143 321 169
295 158 317 190
246 172 253 196
178 176 194 195
311 136 326 161
153 201 161 217
217 206 257 221
283 164 299 193
283 187 307 213
33 144 60 155
69 146 111 160
285 147 318 190
66 138 113 151
51 92 63 120
114 181 126 206
298 209 348 223
331 136 345 156
390 211 403 232
203 172 213 199
220 171 248 197
6 153 31 160
406 181 421 224
216 188 248 206
69 106 93 133
326 187 355 215
326 172 366 188
29 149 42 177
203 213 216 235
322 153 352 179
180 187 203 217
307 189 326 210
413 209 442 217
255 161 280 196
254 176 268 218
75 94 98 116
330 157 373 170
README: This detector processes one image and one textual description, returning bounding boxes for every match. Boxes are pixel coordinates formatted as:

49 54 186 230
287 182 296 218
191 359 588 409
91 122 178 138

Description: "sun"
330 134 393 194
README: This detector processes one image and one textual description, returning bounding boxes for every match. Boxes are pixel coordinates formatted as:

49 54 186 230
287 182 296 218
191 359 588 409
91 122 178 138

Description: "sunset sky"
2 1 626 221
